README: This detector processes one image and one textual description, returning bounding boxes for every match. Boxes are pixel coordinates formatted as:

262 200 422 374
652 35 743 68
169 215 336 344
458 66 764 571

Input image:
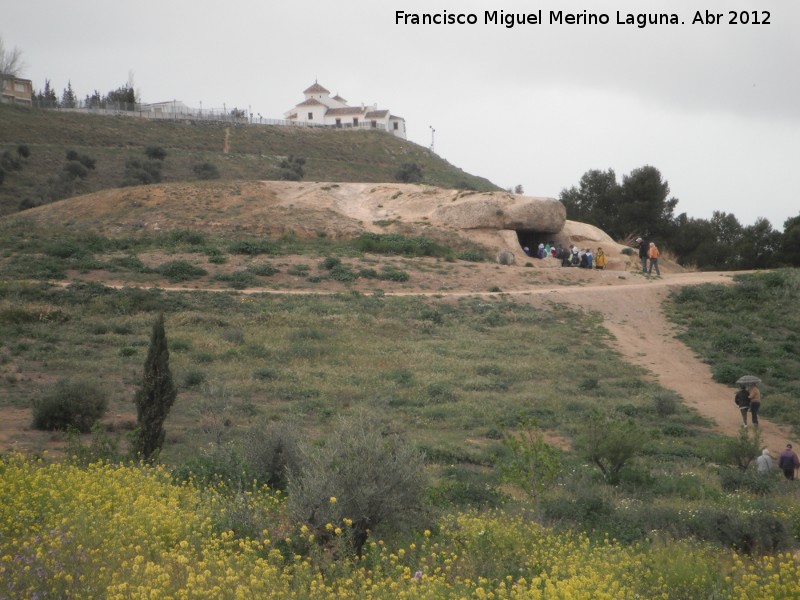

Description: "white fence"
29 100 388 132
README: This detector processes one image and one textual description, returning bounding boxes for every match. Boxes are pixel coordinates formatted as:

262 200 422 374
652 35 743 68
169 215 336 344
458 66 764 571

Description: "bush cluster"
353 233 447 257
157 260 208 282
31 378 109 433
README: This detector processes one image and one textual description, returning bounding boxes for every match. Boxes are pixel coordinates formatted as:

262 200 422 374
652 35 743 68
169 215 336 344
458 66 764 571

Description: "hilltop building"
0 75 33 105
284 82 406 139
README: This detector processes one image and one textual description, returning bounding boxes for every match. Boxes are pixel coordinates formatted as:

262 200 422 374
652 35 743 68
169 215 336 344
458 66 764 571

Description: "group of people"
737 381 800 480
635 237 661 277
757 444 800 480
522 243 607 270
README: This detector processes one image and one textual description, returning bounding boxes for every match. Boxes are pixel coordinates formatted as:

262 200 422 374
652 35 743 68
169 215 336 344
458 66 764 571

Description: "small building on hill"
284 82 406 139
1 75 33 105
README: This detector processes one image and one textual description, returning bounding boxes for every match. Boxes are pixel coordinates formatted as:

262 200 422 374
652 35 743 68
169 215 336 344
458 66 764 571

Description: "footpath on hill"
500 273 794 454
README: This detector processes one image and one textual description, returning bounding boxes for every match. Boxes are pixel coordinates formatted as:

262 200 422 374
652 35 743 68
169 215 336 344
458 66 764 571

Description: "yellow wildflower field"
2 454 800 599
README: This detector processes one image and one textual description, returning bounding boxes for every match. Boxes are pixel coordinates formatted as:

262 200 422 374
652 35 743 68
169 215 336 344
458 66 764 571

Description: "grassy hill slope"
0 103 500 216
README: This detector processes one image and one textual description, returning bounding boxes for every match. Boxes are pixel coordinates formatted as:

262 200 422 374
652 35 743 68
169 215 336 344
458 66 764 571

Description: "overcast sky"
4 0 799 230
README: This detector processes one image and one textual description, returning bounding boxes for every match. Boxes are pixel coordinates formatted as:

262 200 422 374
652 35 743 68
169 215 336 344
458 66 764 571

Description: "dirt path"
532 274 794 454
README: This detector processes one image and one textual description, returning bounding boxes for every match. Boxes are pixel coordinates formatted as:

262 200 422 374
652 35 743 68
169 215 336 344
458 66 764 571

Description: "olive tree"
575 409 645 484
287 411 429 554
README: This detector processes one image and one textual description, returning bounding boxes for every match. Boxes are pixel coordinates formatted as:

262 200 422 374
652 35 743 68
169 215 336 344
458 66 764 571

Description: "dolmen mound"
15 180 636 270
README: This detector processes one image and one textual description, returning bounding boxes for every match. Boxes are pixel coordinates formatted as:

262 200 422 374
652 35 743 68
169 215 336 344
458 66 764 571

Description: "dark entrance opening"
516 231 559 257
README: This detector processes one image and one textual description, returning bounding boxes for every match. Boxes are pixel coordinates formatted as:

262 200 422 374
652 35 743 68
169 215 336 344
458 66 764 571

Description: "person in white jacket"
756 448 773 474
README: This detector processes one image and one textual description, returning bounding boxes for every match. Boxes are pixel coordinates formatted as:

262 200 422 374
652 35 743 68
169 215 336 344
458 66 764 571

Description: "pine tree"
132 313 177 461
37 79 58 108
61 81 77 108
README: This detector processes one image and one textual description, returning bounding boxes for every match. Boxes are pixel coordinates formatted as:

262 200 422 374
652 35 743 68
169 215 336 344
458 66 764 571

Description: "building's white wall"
287 85 405 137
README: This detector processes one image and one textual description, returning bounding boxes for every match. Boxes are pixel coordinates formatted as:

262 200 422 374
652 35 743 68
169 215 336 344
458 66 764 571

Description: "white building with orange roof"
284 82 406 139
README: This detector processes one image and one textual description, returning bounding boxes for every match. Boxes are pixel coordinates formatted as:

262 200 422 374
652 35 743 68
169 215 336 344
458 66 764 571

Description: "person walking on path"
748 382 762 426
757 448 773 474
648 242 661 277
636 238 648 273
778 444 800 480
735 384 751 426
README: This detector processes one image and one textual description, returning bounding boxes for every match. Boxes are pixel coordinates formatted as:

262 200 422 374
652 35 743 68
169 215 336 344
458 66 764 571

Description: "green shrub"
287 412 430 554
157 260 207 282
394 162 422 183
278 155 305 181
319 256 341 270
429 465 506 508
170 339 191 351
144 146 167 161
43 239 86 259
214 270 258 289
330 264 357 282
111 323 133 335
427 381 457 403
31 378 109 433
172 443 248 488
457 249 488 262
717 427 761 470
64 422 120 466
228 240 280 255
122 157 162 186
63 161 89 180
193 161 220 180
183 369 206 388
241 419 302 489
711 363 740 385
688 508 791 553
353 233 446 257
712 333 760 356
654 392 678 417
168 230 207 246
575 410 645 484
379 268 410 282
287 264 310 276
718 467 777 495
221 327 245 345
107 255 148 273
247 263 278 277
541 481 615 530
252 367 279 381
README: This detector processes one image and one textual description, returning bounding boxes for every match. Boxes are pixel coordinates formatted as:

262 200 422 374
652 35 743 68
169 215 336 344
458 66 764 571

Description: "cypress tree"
132 313 177 461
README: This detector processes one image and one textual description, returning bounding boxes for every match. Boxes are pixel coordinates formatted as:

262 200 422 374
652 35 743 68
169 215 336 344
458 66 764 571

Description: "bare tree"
0 37 26 78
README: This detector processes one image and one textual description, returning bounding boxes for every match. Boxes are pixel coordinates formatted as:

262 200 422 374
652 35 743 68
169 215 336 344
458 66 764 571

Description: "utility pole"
429 125 435 153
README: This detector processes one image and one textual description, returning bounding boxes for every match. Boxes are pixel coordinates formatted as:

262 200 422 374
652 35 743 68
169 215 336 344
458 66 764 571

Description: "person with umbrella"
736 375 762 426
748 381 762 426
734 384 751 426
